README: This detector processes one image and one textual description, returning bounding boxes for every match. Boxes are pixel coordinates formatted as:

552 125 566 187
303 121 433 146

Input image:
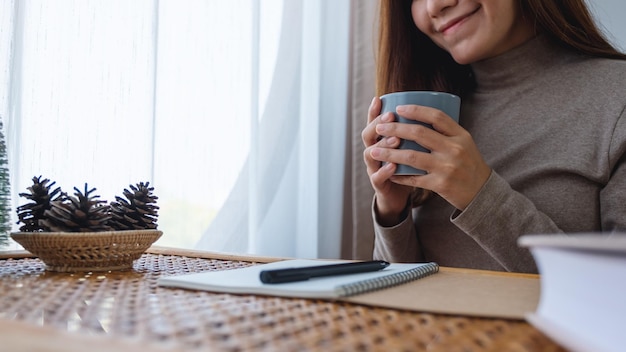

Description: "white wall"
588 0 626 51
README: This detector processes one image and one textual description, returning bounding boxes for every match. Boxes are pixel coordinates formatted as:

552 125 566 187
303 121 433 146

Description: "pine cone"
16 176 62 232
109 182 159 230
40 184 112 232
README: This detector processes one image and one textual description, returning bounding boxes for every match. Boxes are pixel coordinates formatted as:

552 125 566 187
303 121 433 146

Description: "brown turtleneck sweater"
372 36 626 273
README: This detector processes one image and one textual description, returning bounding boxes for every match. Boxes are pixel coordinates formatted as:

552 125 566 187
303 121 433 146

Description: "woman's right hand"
362 97 414 226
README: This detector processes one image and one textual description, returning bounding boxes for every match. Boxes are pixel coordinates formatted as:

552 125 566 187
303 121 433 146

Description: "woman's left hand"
370 104 492 211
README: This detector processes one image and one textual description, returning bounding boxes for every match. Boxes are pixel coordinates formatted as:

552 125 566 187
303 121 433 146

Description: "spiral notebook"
158 259 439 299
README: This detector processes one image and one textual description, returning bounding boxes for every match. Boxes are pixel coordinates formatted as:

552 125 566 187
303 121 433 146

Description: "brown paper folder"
159 256 540 320
343 267 540 320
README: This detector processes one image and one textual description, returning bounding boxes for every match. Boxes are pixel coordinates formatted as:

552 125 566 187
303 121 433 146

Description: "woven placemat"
0 253 564 351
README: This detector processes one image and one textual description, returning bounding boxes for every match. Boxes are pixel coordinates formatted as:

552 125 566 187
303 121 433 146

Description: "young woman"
362 0 626 273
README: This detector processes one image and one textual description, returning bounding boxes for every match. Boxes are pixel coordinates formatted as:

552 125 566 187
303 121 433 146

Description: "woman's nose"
426 0 458 17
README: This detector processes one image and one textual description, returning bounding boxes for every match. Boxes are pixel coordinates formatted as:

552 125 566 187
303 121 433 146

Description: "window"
2 0 352 258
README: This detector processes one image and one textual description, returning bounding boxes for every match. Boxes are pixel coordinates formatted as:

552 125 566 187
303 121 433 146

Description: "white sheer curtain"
196 1 350 258
1 0 352 259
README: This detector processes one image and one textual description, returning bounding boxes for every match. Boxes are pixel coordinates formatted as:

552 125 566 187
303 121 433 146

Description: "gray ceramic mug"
380 91 461 175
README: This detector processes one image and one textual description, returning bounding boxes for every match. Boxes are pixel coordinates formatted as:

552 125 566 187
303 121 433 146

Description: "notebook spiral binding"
335 262 440 297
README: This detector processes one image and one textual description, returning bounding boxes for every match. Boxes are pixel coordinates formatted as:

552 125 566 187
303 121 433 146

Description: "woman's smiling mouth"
437 6 481 35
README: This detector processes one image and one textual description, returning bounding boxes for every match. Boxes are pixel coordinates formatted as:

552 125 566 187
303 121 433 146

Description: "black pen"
259 260 390 284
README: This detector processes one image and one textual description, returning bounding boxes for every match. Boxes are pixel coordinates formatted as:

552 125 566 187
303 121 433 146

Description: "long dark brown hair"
376 0 626 97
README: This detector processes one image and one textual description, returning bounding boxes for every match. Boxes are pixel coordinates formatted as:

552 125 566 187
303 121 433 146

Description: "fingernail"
396 105 407 113
381 112 393 122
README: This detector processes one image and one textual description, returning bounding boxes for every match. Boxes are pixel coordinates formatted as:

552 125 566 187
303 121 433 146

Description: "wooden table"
0 247 565 351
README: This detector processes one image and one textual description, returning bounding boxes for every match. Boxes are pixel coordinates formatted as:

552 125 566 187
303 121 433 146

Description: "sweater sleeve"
450 171 562 272
600 109 626 232
371 197 422 262
451 109 626 272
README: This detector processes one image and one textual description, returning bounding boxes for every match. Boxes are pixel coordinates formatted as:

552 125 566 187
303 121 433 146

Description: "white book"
158 259 439 299
519 234 626 352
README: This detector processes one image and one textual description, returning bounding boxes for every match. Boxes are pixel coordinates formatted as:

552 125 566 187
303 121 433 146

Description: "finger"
363 137 401 172
396 105 459 136
364 145 398 192
362 120 379 147
370 146 434 175
363 112 396 146
377 122 442 152
362 97 382 147
390 172 445 200
367 97 382 123
390 173 431 189
363 146 382 175
371 162 396 190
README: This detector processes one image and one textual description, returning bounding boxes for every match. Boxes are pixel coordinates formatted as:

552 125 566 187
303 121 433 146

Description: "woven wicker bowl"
10 230 162 272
